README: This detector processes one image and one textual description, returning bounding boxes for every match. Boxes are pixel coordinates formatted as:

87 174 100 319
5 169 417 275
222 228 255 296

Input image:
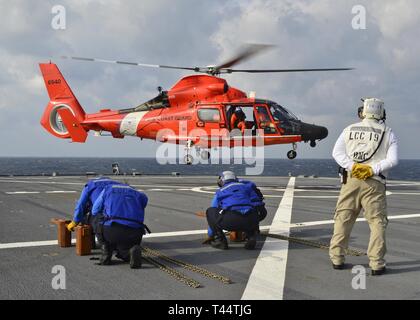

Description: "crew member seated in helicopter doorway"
230 108 247 134
204 171 261 250
67 177 122 248
92 184 149 269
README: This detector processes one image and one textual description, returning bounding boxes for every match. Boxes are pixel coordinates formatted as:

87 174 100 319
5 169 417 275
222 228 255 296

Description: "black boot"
91 233 97 250
98 243 113 265
211 232 228 250
115 250 130 262
129 245 142 269
371 267 386 276
244 231 257 250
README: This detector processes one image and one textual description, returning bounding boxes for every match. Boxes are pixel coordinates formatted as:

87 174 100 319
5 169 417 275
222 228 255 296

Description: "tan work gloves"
67 221 78 232
351 163 374 180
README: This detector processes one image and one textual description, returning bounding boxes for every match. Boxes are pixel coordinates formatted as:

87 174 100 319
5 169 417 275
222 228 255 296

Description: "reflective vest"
239 180 265 206
216 181 254 213
344 119 391 182
102 185 148 228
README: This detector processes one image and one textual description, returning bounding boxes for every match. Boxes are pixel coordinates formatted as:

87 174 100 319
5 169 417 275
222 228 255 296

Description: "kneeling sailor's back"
92 184 148 269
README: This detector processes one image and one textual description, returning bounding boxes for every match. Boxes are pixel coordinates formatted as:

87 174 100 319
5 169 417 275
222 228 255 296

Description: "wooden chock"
229 231 246 242
50 218 72 248
75 224 92 256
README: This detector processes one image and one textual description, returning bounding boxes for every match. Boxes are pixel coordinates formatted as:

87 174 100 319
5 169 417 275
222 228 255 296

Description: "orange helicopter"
39 45 351 163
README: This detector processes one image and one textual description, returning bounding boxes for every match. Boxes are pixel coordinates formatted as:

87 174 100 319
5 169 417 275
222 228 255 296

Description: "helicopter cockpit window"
198 108 221 122
256 106 277 134
269 103 298 122
256 106 271 122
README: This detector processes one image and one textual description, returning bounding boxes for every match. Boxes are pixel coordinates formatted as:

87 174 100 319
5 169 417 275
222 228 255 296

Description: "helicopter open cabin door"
195 106 227 148
196 106 225 128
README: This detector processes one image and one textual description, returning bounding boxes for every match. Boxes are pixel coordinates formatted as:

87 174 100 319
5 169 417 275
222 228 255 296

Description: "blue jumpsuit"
92 184 148 259
73 177 121 223
239 179 267 221
206 181 259 237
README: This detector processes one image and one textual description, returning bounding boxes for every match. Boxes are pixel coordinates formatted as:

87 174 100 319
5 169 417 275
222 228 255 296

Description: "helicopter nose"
317 126 328 140
301 123 328 142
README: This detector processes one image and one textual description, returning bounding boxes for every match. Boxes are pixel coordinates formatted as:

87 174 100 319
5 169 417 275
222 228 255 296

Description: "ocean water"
0 157 419 181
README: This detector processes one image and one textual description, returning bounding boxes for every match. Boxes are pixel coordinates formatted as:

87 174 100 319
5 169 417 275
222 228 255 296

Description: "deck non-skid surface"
0 176 419 299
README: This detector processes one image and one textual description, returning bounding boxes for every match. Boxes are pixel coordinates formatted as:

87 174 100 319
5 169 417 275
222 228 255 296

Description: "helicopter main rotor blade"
60 56 199 72
224 67 354 73
60 53 354 76
214 44 274 71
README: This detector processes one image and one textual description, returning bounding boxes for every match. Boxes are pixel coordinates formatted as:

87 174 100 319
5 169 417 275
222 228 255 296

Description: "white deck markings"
0 240 62 249
5 191 40 195
6 190 419 198
0 179 201 190
0 179 84 186
293 195 338 198
45 191 77 194
1 212 419 250
6 191 77 195
0 229 216 250
241 177 295 300
386 191 420 196
290 213 420 228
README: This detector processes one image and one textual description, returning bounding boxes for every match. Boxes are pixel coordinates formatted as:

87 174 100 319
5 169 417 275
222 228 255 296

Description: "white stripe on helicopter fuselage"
119 111 148 136
200 135 301 141
119 112 302 140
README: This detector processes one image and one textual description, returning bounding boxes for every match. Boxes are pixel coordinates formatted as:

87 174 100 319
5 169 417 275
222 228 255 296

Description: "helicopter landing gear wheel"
184 140 194 165
287 143 297 160
184 154 194 165
310 140 316 148
200 150 210 160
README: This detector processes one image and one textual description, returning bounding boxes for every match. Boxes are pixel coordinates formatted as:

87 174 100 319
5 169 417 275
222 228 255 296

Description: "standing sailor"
330 98 398 275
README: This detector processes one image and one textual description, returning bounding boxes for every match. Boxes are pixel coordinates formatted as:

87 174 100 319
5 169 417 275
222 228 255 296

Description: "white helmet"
217 171 237 187
362 98 385 120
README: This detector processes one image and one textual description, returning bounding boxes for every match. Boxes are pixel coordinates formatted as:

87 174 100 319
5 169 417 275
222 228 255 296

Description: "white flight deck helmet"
217 171 237 187
362 98 385 121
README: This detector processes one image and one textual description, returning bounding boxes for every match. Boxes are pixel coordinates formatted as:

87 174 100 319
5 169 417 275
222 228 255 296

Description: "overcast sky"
1 0 419 159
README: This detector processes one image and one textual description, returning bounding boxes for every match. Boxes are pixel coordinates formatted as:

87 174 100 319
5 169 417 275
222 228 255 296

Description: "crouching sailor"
205 171 259 250
92 184 149 269
67 177 122 248
239 178 267 223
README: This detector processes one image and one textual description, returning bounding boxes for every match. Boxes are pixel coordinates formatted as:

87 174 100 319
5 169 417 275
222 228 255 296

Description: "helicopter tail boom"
39 63 88 142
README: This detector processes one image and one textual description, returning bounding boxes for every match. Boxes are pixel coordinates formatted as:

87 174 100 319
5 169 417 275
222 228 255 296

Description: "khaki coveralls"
329 176 388 270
